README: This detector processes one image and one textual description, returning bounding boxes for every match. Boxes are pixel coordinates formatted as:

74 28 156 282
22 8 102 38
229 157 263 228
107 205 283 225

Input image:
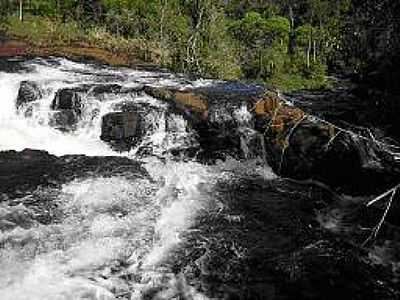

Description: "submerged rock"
16 80 43 109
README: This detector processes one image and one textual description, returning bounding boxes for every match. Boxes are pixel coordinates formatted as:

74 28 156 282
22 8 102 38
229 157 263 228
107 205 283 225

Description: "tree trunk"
19 0 23 22
160 0 166 65
287 5 296 55
313 39 317 62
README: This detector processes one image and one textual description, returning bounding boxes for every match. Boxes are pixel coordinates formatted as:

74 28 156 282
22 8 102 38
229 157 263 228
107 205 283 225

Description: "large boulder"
100 111 139 150
253 92 400 195
143 86 208 120
143 86 246 159
16 81 43 109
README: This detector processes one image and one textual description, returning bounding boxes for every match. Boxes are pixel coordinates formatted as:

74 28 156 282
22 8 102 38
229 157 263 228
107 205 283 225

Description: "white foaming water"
0 163 214 299
0 57 210 156
0 58 219 299
0 58 276 299
0 64 114 156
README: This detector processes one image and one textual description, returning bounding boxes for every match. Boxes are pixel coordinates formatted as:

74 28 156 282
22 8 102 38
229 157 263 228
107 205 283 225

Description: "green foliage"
1 0 354 91
102 0 160 38
5 15 84 46
264 16 291 40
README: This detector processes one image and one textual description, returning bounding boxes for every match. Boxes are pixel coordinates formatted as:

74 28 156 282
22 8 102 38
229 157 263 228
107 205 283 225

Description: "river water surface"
0 57 398 300
0 58 277 300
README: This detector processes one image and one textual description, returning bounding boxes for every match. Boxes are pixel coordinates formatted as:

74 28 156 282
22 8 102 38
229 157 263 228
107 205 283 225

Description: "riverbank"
0 37 159 69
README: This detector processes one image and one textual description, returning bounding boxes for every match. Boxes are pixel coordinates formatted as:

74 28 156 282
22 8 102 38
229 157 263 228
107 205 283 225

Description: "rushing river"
0 58 275 300
1 57 398 300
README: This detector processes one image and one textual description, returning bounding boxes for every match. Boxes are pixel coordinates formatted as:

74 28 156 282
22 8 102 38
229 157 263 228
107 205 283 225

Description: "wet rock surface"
251 93 400 195
51 88 82 111
16 80 43 109
142 85 400 195
48 88 82 130
285 79 400 143
100 111 139 151
168 178 399 300
143 85 261 160
0 149 148 200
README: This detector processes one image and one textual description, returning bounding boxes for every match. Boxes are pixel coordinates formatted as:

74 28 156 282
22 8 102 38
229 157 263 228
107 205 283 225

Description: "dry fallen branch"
305 115 400 160
278 114 307 173
324 130 342 151
362 184 399 246
366 184 400 207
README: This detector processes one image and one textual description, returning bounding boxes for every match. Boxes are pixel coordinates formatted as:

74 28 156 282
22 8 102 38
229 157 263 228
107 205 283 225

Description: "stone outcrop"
0 149 147 200
143 85 400 195
13 79 398 195
143 86 249 159
252 91 400 194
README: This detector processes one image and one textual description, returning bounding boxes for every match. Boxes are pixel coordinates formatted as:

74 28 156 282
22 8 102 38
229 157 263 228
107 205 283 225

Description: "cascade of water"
0 58 272 300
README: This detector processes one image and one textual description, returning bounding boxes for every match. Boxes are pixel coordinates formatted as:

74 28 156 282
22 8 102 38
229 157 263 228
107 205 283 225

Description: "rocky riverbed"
0 57 399 300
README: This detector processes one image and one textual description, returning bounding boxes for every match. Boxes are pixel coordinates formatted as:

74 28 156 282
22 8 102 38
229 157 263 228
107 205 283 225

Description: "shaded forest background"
0 0 399 93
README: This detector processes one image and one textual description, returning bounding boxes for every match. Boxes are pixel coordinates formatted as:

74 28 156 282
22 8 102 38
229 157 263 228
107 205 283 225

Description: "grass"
268 72 331 92
3 15 160 66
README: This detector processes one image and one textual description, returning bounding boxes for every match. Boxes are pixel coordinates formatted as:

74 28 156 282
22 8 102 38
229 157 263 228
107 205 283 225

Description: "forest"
0 0 398 92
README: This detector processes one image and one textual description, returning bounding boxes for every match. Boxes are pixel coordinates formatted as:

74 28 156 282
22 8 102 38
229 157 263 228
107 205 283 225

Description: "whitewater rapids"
0 58 274 300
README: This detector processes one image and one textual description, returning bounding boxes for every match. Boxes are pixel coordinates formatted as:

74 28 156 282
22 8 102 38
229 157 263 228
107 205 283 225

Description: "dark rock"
51 88 82 113
113 101 161 136
253 94 400 195
91 83 123 94
49 88 83 131
0 149 148 200
0 58 33 73
143 85 254 159
168 177 399 299
16 81 43 109
100 111 139 150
